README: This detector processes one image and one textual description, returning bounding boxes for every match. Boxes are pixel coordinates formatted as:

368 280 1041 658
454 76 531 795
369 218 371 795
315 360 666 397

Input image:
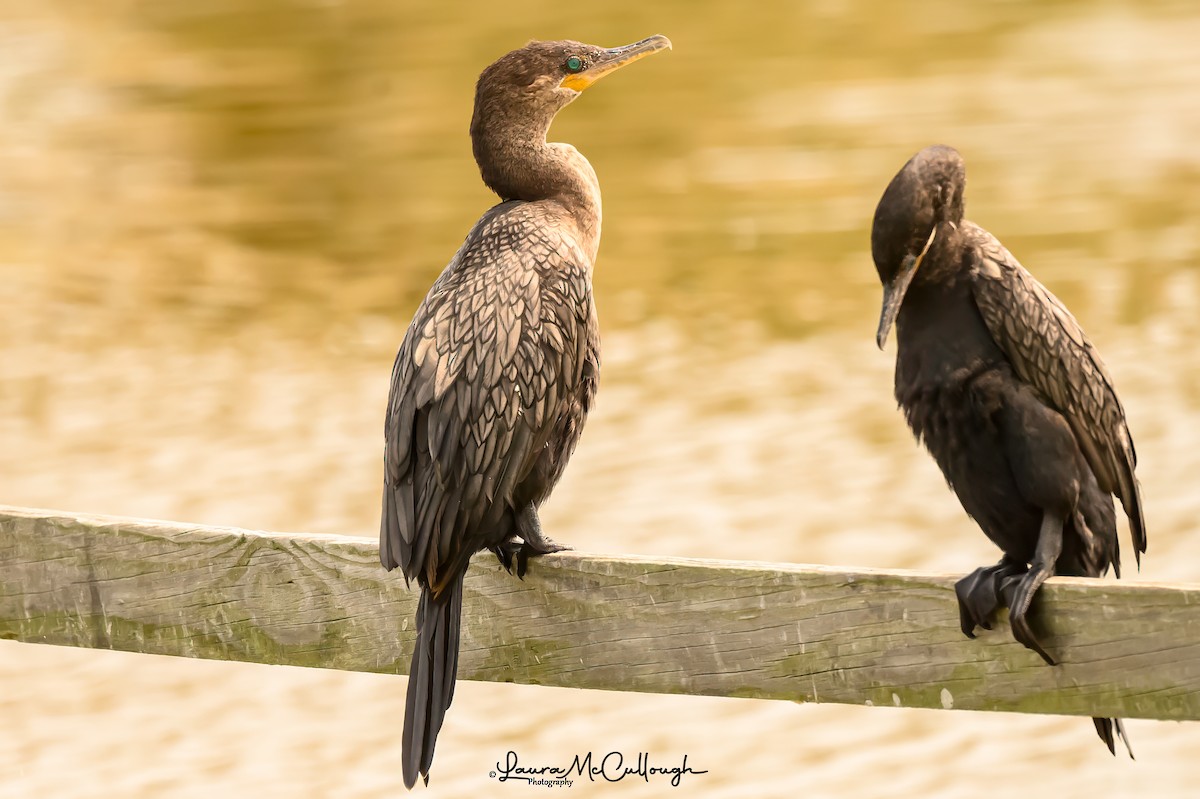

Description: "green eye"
565 56 583 73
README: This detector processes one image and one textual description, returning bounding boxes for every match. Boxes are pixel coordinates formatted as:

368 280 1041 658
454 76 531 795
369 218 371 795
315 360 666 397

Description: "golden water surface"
3 1 1200 796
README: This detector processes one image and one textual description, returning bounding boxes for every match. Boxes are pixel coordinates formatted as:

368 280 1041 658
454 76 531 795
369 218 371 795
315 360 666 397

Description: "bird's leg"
503 504 571 579
1000 509 1064 666
515 504 570 577
954 555 1028 638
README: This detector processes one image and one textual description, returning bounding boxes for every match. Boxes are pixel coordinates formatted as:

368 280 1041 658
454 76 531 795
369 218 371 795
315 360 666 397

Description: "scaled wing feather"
966 223 1146 561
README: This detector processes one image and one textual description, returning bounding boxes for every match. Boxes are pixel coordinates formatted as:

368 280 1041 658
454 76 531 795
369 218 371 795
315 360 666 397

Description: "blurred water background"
2 0 1200 796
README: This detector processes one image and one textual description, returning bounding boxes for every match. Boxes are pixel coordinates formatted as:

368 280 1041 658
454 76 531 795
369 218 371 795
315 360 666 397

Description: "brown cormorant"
379 35 671 788
872 145 1145 757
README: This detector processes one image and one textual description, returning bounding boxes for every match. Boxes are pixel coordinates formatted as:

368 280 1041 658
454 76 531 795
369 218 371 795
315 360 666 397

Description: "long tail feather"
402 572 465 788
1093 717 1135 759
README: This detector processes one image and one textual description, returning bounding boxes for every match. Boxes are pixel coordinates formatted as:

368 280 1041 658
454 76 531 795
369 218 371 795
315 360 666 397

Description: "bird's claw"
1000 573 1057 666
494 538 519 573
1008 613 1056 666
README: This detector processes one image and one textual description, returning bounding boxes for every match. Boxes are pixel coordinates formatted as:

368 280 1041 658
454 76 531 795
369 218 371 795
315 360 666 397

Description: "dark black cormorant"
379 35 671 788
872 145 1145 757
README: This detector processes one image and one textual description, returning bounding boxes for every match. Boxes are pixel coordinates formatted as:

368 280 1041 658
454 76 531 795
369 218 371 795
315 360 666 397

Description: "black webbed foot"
954 558 1027 638
493 535 571 578
1000 570 1056 666
515 536 570 578
497 505 573 579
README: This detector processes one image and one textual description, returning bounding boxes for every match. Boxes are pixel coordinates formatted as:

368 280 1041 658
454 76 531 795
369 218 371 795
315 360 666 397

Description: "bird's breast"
896 364 1043 560
894 280 1005 394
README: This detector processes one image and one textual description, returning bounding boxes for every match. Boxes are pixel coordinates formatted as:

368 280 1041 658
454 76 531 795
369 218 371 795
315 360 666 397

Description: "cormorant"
379 35 671 788
872 145 1146 757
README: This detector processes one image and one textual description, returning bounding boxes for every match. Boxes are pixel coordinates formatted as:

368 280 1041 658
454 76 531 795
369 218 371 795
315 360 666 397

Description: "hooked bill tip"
636 34 672 51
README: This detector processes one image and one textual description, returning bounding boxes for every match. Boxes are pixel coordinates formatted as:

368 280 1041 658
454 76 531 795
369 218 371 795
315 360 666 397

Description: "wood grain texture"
2 506 1198 720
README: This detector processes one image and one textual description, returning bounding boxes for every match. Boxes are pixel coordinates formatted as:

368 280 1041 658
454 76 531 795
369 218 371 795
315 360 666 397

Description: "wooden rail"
2 506 1198 720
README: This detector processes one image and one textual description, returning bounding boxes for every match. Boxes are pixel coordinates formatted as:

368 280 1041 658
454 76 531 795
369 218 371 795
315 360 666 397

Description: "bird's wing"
381 210 594 593
966 223 1145 560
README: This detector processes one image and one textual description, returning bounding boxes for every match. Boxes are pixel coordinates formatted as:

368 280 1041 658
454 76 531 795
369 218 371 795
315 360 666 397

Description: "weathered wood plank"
2 505 1198 720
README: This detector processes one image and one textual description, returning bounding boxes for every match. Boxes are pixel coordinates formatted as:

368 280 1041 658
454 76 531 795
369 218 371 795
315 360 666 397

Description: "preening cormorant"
872 145 1145 757
379 35 671 788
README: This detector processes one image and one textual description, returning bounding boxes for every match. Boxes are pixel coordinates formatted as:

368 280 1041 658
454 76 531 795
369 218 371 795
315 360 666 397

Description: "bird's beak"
876 227 936 350
560 35 672 92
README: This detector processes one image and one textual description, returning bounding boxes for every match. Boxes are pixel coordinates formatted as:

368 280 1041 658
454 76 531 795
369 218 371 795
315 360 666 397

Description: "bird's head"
471 36 672 137
871 145 966 349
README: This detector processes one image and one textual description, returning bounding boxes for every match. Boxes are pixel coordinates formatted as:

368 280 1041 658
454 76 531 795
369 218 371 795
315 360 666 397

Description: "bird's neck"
472 121 603 260
912 221 964 288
